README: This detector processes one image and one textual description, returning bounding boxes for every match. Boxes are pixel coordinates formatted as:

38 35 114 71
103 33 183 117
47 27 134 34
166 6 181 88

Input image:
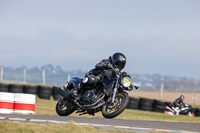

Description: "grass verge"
0 121 138 133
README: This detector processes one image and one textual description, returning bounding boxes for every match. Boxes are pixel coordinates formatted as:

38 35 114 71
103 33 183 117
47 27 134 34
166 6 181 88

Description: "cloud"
0 0 200 78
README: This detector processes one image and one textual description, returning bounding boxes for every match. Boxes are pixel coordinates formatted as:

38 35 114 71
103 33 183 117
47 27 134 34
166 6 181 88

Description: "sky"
0 0 200 78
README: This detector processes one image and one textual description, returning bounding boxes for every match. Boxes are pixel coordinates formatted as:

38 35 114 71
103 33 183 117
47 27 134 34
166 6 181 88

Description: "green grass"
0 121 138 133
0 98 197 133
35 99 200 123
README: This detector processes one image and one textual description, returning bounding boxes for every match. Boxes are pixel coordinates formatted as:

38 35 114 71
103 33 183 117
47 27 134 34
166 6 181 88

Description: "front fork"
111 76 119 104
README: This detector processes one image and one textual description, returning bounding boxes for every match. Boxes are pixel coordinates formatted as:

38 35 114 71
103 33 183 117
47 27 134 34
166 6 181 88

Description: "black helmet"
111 52 126 70
180 95 185 100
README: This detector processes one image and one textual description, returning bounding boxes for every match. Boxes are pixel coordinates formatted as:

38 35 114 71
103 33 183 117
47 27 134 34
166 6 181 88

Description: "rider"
69 52 127 97
173 95 185 115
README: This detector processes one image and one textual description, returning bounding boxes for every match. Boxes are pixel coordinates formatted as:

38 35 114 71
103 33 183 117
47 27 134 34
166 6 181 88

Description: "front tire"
186 112 195 117
56 98 75 116
102 92 129 119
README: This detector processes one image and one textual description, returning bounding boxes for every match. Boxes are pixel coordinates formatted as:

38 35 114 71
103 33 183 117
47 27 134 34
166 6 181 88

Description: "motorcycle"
55 70 139 119
164 102 195 117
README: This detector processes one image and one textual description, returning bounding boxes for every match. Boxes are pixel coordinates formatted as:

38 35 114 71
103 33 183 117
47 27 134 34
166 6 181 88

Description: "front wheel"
186 112 195 117
56 98 75 116
102 92 129 119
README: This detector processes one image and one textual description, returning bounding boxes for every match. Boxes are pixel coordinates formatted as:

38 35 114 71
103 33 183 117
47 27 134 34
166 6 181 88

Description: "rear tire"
126 97 139 110
164 110 174 115
164 110 167 114
138 98 154 111
152 100 166 113
195 108 200 117
56 98 75 116
23 85 38 95
0 83 9 92
102 92 129 119
8 84 23 93
38 85 53 100
186 112 195 117
52 86 62 101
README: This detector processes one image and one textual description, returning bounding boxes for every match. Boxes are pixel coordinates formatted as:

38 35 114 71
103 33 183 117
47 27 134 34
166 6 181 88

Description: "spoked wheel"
102 92 129 119
56 98 75 116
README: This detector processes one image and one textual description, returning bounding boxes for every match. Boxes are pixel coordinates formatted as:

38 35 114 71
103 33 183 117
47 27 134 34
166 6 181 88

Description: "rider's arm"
174 98 182 107
95 59 111 69
180 99 185 106
85 69 95 77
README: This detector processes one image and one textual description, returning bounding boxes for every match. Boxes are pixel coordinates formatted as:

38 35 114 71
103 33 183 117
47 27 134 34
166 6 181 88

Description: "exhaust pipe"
83 94 105 107
55 87 70 99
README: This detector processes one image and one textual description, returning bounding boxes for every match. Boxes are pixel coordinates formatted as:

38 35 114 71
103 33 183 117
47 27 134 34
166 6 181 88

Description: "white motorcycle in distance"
164 102 195 117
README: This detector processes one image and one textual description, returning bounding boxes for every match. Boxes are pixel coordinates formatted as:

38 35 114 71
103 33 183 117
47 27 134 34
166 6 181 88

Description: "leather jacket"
173 97 185 108
85 58 116 80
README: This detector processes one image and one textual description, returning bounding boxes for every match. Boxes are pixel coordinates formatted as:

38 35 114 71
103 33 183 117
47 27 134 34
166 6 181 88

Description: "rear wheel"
164 110 167 114
56 98 75 116
164 109 174 115
102 92 129 119
186 112 195 117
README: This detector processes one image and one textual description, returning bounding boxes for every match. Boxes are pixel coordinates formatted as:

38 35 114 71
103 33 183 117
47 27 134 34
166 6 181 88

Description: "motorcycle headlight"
121 77 131 88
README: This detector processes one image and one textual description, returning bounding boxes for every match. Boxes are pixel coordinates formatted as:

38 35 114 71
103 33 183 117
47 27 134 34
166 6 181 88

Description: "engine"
81 90 98 103
80 85 104 103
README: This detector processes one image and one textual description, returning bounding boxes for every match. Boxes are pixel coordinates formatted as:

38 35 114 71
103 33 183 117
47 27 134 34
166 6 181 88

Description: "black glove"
129 84 134 91
134 85 139 90
113 68 120 76
107 63 113 69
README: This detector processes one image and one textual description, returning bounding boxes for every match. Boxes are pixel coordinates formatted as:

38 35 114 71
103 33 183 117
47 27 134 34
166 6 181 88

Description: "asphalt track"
0 113 199 133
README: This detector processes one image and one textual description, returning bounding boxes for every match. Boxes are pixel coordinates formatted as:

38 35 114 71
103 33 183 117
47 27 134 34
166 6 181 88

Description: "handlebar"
133 85 139 90
129 84 139 90
109 65 139 90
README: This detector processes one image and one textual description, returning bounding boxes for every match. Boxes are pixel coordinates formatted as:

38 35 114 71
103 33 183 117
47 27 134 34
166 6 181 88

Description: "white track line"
0 117 198 133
